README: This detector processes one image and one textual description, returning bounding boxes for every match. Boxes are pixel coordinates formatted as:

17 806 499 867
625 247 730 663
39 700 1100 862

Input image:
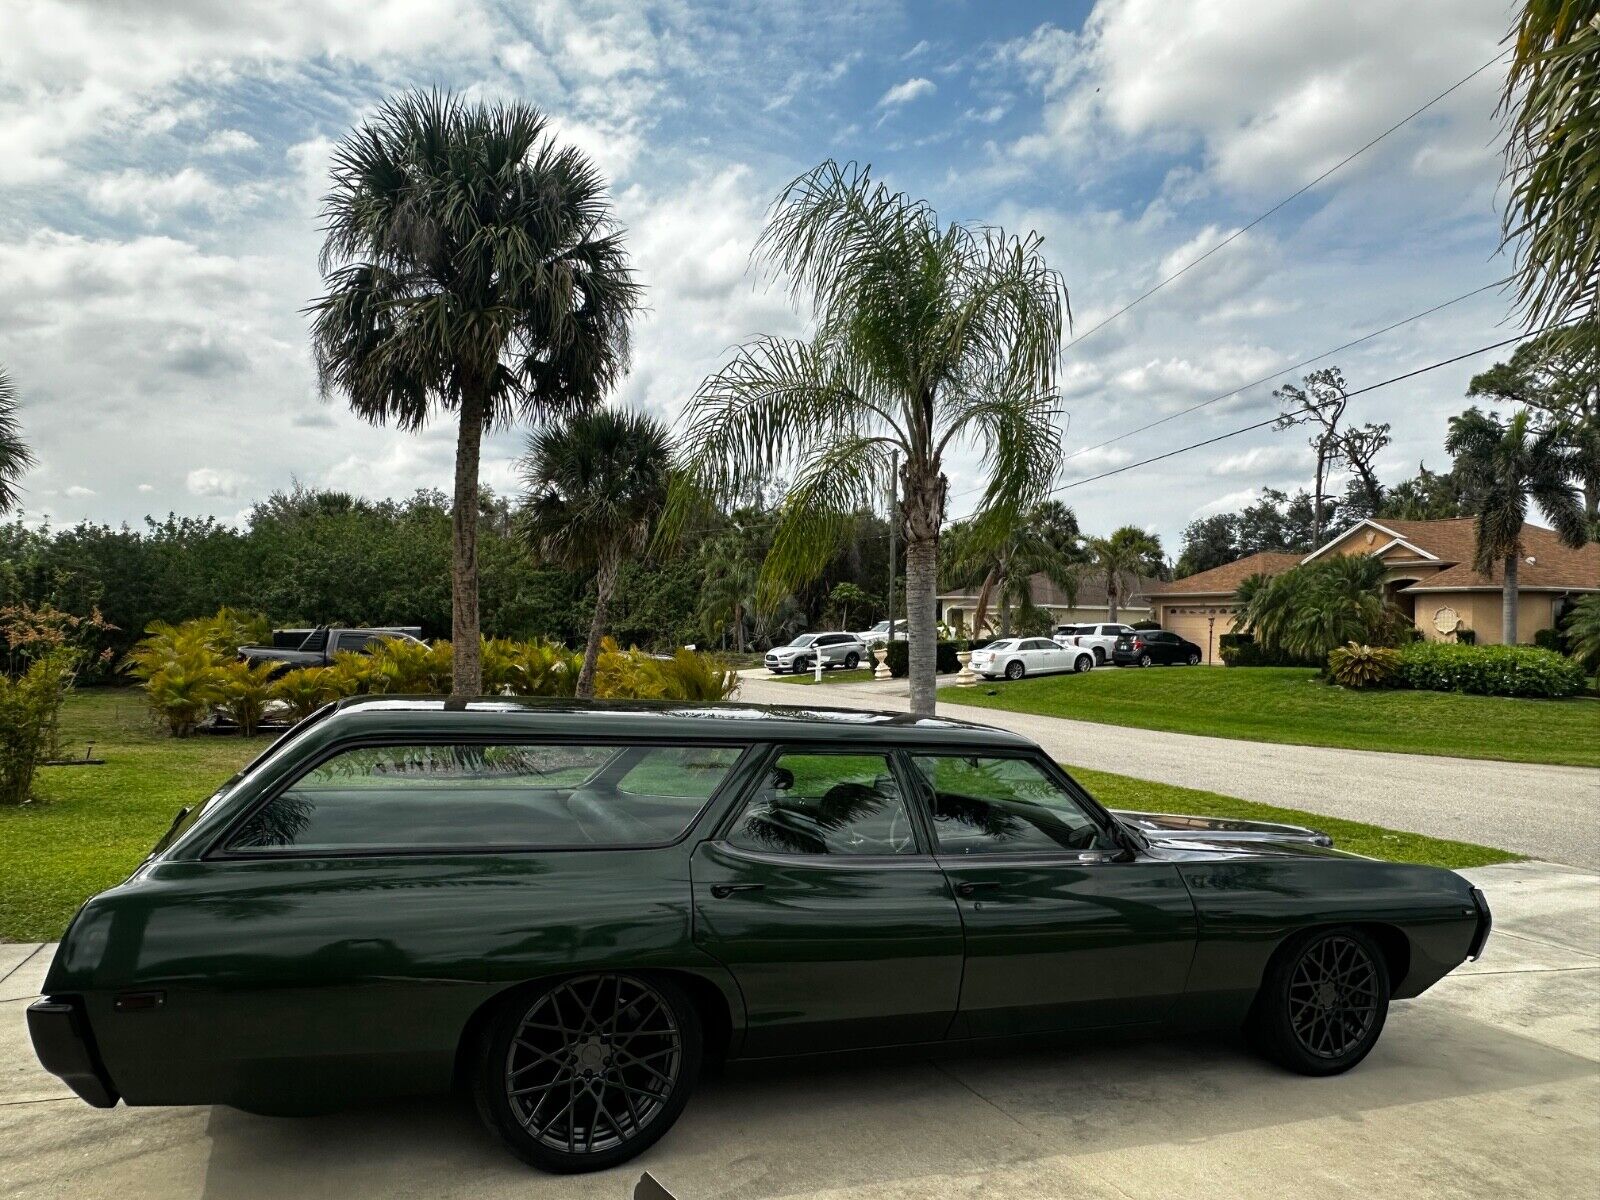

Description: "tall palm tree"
1501 1 1600 342
1087 526 1163 622
0 368 34 514
1447 407 1588 643
520 408 673 698
309 91 641 696
668 161 1068 715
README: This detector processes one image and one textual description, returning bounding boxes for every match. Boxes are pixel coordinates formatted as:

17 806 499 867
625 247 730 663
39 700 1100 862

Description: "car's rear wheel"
474 973 702 1173
1251 927 1390 1076
1138 653 1153 668
1093 647 1106 664
1074 654 1093 673
1004 659 1025 680
844 652 860 670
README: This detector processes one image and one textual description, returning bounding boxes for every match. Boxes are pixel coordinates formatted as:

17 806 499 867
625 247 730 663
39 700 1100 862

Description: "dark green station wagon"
29 697 1491 1173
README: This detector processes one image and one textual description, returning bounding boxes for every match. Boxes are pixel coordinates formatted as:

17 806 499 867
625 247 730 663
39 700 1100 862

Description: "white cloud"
64 485 96 498
878 77 935 108
90 167 231 222
1211 444 1308 477
187 467 247 497
902 40 930 61
137 484 155 493
200 129 258 155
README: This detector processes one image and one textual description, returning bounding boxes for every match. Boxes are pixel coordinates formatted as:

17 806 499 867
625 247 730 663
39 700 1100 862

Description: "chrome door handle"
710 883 764 899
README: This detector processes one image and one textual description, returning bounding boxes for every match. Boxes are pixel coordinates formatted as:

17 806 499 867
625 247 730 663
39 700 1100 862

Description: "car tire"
474 973 703 1174
1186 652 1201 666
1004 660 1025 681
1250 927 1390 1077
844 652 860 670
1138 653 1153 668
1074 654 1093 674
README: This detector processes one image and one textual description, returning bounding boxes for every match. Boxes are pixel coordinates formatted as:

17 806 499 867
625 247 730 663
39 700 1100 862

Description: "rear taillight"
1132 638 1145 649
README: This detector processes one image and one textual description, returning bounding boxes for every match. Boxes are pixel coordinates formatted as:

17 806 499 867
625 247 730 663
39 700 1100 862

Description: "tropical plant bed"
1071 767 1517 870
0 687 1514 943
938 666 1600 768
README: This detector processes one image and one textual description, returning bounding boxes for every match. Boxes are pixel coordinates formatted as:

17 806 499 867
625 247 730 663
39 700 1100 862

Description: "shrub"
1532 627 1565 654
271 667 340 723
1455 628 1477 646
1130 619 1162 630
1564 595 1600 674
1218 635 1320 668
1327 642 1401 688
885 640 963 677
124 620 227 735
0 650 76 805
1396 641 1585 699
214 658 279 736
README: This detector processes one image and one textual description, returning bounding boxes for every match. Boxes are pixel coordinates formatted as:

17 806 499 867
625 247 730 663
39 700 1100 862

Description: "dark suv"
1112 629 1204 667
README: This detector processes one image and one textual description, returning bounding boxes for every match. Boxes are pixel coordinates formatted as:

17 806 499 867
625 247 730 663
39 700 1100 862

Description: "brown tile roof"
939 570 1158 609
1400 531 1600 592
1360 517 1480 563
1141 551 1303 596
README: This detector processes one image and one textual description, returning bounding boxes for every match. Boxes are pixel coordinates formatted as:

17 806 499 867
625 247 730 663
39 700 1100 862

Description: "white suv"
764 632 868 675
1053 623 1136 665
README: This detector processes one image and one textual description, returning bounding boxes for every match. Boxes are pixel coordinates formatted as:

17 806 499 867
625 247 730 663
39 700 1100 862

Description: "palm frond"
0 368 35 514
759 437 894 606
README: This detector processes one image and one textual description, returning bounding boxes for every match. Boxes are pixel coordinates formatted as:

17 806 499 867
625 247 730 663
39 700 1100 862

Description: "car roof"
321 695 1034 749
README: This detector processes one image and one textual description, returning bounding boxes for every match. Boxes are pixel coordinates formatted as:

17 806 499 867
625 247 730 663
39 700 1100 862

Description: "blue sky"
0 0 1518 552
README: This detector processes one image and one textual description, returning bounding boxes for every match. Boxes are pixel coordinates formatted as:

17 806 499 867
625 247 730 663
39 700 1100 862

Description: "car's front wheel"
1074 654 1093 673
1186 652 1201 666
1004 659 1025 680
1250 927 1390 1076
474 973 702 1173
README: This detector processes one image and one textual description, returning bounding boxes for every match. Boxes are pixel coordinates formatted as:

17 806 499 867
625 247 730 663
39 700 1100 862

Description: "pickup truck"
1052 622 1136 664
239 626 424 670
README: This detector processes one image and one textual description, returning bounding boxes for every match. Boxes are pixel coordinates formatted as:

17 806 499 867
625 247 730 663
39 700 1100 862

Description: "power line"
945 322 1570 516
942 276 1507 513
1063 49 1508 353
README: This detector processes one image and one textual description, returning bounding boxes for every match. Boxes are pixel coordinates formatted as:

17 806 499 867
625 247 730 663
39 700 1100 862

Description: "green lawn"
939 666 1600 768
1071 767 1516 870
0 689 273 943
0 687 1516 943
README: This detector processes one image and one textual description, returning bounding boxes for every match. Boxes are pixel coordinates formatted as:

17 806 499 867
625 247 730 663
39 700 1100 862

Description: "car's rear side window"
224 742 744 853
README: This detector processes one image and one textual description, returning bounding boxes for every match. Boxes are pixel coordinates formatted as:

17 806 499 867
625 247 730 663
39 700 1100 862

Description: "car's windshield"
987 639 1017 651
788 635 817 647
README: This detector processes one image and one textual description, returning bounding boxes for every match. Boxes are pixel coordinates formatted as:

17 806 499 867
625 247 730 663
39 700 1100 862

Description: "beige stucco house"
937 572 1156 635
1140 517 1599 664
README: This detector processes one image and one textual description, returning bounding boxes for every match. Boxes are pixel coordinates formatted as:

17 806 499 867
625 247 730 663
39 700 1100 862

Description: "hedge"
1218 633 1322 668
886 640 963 677
1395 641 1585 699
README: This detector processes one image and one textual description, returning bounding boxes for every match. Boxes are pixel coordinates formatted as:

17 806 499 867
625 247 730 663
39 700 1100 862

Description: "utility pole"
886 449 899 644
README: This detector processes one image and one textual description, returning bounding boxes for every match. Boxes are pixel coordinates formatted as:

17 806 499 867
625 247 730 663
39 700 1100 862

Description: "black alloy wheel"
1004 659 1025 681
1252 927 1390 1076
475 973 702 1173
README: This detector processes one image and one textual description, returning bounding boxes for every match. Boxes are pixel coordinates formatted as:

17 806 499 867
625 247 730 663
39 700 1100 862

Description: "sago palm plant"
668 161 1068 714
309 90 641 696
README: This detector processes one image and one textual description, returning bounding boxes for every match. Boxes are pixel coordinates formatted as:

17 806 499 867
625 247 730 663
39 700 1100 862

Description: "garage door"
1160 606 1238 665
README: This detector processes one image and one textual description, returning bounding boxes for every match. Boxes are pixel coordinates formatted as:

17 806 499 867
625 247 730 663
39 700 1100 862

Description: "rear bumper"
26 998 119 1108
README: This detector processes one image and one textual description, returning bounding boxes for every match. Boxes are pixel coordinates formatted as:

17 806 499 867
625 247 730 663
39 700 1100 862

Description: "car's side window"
910 754 1114 856
724 752 917 857
225 742 744 853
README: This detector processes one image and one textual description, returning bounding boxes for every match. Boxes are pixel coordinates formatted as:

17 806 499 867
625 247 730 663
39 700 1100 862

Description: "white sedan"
970 636 1094 681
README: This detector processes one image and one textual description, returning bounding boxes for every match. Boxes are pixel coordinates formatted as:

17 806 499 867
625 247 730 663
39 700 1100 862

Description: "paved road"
735 672 1600 868
3 860 1595 1199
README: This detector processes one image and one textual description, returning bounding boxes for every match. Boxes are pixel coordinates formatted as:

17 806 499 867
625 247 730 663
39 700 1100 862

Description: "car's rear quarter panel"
52 847 735 1111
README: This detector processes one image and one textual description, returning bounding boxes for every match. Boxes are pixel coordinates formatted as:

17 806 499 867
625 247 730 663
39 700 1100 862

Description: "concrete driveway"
734 672 1600 868
3 860 1595 1200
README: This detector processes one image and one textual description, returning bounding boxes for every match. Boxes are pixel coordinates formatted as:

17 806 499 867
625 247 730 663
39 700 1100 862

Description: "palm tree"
0 368 34 514
1563 594 1600 675
1087 526 1162 622
1501 2 1600 341
520 408 673 698
1446 407 1588 643
942 504 1082 637
309 91 641 696
668 161 1068 715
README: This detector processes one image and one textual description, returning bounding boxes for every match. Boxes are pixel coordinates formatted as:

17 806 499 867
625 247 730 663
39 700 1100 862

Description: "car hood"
1112 809 1335 849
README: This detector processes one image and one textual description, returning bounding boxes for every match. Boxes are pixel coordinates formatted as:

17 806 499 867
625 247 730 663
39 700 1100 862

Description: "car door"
1155 632 1183 663
907 751 1198 1036
691 747 966 1056
1018 638 1049 671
